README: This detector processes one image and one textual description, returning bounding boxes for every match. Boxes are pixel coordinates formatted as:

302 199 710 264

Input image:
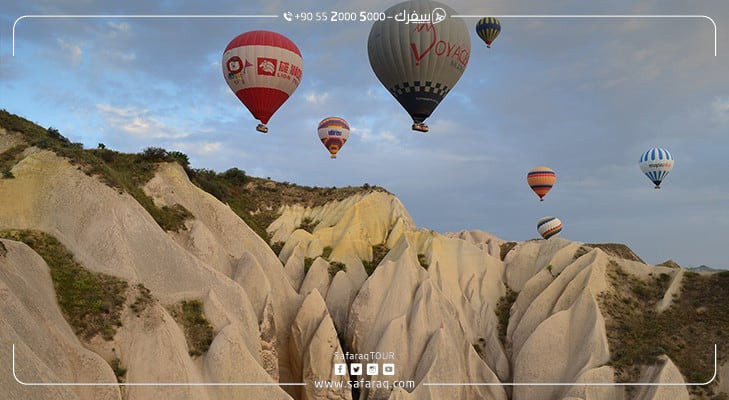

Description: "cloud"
712 96 729 124
56 38 82 66
305 91 330 105
96 103 188 139
171 141 222 156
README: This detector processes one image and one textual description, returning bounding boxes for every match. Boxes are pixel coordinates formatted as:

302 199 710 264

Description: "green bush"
304 257 315 274
168 300 214 357
500 242 517 261
495 286 518 345
328 261 347 277
417 253 429 269
322 246 333 260
298 217 317 233
270 241 285 256
363 244 389 276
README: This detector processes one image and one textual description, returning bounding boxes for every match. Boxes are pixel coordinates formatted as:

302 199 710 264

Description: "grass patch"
322 246 333 260
328 261 347 277
0 229 128 340
168 300 214 357
363 244 389 276
109 357 127 383
574 243 644 263
304 257 315 275
298 217 317 233
500 242 517 261
0 111 192 232
270 241 285 256
600 261 729 397
495 286 518 345
129 283 154 316
0 144 26 179
417 253 429 269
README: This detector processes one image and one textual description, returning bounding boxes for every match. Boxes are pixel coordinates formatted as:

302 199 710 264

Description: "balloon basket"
256 124 269 134
411 123 429 133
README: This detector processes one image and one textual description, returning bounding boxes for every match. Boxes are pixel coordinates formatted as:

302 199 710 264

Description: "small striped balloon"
317 117 350 158
537 216 562 239
476 17 501 48
527 166 556 201
639 148 674 189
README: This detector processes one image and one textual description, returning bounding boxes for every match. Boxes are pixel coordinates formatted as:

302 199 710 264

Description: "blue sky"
1 0 727 268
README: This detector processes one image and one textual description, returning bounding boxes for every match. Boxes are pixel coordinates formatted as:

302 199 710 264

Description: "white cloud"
712 96 729 124
56 38 82 66
305 91 329 105
107 22 131 35
171 141 222 156
96 103 188 139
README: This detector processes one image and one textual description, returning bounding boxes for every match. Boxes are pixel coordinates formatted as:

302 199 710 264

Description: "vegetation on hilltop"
600 261 729 398
0 110 386 240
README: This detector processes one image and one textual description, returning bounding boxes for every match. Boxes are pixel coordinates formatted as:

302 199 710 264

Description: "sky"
0 0 727 269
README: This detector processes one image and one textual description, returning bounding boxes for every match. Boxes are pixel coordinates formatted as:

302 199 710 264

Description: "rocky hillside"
1 112 727 400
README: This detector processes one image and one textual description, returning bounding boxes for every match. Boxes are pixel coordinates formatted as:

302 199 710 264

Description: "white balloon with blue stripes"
639 147 674 189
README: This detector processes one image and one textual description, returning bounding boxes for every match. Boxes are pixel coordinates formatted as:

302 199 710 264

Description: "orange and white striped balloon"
527 166 556 201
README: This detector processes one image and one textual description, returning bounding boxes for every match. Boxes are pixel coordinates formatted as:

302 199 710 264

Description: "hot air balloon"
222 31 303 134
527 166 556 201
476 17 501 48
318 117 350 158
639 148 674 189
367 0 470 133
537 217 562 240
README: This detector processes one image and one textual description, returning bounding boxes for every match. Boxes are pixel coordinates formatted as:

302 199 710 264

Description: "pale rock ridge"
505 237 581 292
634 356 689 400
563 366 624 400
512 290 610 400
290 290 351 400
445 229 507 260
325 271 359 333
0 239 120 400
345 237 506 400
0 152 298 394
510 249 609 358
299 257 333 298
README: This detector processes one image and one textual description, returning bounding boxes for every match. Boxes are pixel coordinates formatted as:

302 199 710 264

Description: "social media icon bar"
350 363 362 376
334 363 347 376
382 363 395 376
366 363 378 376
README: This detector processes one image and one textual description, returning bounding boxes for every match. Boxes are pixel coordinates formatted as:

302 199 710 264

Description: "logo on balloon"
257 57 277 76
227 56 243 74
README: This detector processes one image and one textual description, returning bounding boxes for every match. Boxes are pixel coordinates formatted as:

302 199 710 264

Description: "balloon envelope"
476 17 501 48
367 0 470 125
527 166 556 201
537 216 562 239
318 117 350 158
222 31 303 128
639 148 674 189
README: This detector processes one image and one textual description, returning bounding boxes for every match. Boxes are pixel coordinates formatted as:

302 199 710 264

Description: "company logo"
382 363 395 376
226 56 243 74
350 363 362 376
431 8 447 24
366 363 379 375
334 363 347 376
410 24 469 67
257 57 277 76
